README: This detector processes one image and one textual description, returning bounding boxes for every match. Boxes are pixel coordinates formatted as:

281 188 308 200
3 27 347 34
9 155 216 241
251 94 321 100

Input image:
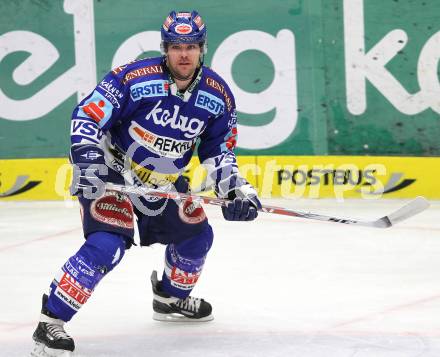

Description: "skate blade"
153 312 214 322
31 341 73 357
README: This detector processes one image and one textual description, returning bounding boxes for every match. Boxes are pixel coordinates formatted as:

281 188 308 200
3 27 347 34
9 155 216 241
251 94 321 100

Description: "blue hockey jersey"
70 56 239 191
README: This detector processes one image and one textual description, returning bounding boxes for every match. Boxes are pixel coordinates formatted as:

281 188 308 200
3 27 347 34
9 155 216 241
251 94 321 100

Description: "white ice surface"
1 198 440 357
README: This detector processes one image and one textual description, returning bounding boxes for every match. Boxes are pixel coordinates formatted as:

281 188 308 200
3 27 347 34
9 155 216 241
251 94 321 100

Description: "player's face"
166 43 201 80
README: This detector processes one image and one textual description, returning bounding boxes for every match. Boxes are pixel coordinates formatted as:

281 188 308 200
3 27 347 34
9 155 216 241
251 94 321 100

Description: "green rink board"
0 0 439 158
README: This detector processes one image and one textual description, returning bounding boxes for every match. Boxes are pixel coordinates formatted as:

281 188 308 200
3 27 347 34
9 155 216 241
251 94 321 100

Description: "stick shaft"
106 183 429 228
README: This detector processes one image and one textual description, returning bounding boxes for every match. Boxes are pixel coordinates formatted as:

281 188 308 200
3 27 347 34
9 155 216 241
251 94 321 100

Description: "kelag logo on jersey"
71 120 104 144
130 80 169 102
145 100 204 139
195 90 225 116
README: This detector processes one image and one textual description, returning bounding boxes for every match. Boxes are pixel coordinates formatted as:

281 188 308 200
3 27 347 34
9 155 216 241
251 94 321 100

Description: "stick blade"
376 196 430 228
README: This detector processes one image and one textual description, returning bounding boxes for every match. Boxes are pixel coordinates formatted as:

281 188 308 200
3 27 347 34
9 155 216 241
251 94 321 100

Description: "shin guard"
161 225 213 299
46 232 126 321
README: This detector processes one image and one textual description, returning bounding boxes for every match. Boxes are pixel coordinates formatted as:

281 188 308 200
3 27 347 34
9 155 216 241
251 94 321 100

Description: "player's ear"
200 40 207 54
160 42 168 55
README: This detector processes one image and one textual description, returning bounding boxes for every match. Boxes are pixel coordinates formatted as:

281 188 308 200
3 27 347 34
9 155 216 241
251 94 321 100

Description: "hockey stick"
105 183 429 228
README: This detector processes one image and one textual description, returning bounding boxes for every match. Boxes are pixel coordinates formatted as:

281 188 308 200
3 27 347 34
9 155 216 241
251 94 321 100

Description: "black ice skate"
31 294 75 357
150 270 213 322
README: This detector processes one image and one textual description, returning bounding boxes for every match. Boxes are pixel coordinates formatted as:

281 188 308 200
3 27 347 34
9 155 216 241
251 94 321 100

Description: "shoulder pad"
110 57 165 84
202 69 235 113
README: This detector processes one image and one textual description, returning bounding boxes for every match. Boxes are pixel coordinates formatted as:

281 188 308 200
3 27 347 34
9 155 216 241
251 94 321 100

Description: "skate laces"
175 296 202 312
45 323 71 340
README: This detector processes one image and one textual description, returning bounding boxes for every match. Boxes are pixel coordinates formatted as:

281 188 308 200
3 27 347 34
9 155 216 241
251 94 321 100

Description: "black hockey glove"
221 183 262 221
70 144 108 198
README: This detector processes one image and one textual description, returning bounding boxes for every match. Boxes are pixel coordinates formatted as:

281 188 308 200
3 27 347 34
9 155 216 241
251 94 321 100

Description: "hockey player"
31 10 261 356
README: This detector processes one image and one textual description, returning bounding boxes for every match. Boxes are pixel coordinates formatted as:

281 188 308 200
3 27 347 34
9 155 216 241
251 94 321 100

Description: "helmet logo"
163 16 173 30
193 15 205 30
175 24 193 34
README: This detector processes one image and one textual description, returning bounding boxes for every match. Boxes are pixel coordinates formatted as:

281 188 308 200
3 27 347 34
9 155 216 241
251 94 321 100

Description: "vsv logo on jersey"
145 100 204 139
130 80 169 102
71 120 104 144
195 90 225 116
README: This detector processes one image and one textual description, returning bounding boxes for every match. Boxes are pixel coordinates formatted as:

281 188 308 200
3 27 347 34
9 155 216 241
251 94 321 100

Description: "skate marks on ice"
7 329 440 357
0 200 439 356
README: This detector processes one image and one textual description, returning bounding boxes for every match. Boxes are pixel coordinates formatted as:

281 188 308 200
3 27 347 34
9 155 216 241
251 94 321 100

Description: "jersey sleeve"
197 90 246 196
70 69 132 145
